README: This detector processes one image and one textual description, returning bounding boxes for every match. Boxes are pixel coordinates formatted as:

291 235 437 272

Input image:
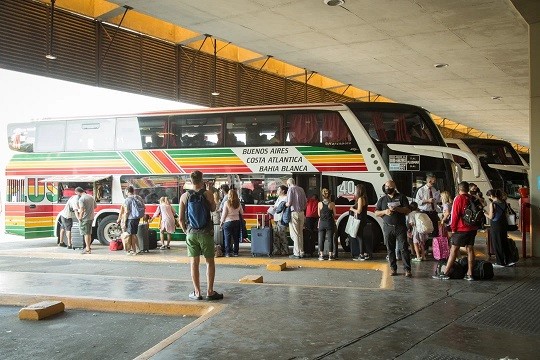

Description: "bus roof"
28 101 428 122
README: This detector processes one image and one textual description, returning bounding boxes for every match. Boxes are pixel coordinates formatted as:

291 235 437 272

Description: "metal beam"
96 5 132 22
242 55 272 64
177 34 208 45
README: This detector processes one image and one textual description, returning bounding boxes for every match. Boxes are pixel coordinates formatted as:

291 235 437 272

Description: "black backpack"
457 257 494 280
435 259 466 279
462 195 484 227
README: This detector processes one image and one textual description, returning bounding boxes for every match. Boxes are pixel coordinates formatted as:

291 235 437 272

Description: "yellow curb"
0 293 224 360
239 275 263 283
18 300 65 320
267 261 286 271
0 294 221 317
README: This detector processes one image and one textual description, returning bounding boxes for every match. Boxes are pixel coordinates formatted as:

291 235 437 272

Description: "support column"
530 21 540 257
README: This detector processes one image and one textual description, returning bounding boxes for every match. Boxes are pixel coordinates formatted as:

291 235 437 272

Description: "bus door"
26 177 56 239
294 173 320 198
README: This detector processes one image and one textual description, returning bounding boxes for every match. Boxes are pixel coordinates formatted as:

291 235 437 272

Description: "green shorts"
186 232 214 258
79 220 92 236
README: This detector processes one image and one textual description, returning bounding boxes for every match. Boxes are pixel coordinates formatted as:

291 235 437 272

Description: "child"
407 202 427 262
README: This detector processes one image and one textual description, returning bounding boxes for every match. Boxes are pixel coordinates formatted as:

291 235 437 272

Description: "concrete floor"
0 235 537 360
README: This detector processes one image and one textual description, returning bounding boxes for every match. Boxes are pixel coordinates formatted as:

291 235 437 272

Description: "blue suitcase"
251 213 273 257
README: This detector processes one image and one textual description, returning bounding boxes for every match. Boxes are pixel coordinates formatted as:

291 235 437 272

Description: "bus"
444 138 529 212
5 102 479 251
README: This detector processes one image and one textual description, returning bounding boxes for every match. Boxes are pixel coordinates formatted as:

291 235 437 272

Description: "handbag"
506 203 518 231
109 239 124 251
345 213 361 237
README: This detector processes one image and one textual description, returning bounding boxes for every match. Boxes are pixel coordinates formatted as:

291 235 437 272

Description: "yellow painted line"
0 248 393 289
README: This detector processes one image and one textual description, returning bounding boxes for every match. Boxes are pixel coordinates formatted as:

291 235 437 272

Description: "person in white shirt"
58 194 79 249
415 174 440 237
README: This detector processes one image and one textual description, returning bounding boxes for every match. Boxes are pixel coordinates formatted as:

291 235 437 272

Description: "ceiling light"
323 0 344 6
434 63 449 68
45 54 57 60
211 91 220 96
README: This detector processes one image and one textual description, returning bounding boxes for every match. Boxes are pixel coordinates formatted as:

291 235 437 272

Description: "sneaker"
160 246 166 250
188 291 203 301
411 258 422 263
225 254 231 258
205 291 224 301
362 255 370 261
405 271 412 278
432 274 450 280
352 257 361 261
67 245 73 249
358 255 365 260
233 254 239 257
464 275 474 281
507 262 516 267
58 242 67 247
289 255 301 259
328 255 335 261
493 264 505 268
390 270 398 276
318 255 324 261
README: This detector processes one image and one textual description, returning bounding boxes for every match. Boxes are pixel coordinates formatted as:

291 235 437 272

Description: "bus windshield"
465 140 522 165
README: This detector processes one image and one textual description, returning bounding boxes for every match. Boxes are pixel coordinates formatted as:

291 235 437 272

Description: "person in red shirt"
433 181 478 280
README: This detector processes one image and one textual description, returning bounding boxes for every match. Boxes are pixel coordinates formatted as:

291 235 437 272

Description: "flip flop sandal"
189 291 203 301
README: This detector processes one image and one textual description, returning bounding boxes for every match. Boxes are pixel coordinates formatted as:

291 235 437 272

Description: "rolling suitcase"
432 236 450 260
251 213 273 257
148 229 158 250
70 220 85 250
137 222 150 252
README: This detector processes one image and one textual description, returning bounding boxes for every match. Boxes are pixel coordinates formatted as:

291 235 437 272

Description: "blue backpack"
186 189 210 229
129 196 145 219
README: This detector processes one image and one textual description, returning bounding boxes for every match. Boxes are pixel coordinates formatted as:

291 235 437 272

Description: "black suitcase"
149 229 158 250
70 221 86 250
137 223 150 252
251 213 272 257
508 238 519 264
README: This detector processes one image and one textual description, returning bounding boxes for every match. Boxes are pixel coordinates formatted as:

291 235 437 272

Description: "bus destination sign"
389 155 420 171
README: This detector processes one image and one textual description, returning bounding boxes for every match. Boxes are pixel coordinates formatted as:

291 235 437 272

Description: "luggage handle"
256 213 268 229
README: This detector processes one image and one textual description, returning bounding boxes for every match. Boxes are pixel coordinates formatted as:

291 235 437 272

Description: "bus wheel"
97 215 121 245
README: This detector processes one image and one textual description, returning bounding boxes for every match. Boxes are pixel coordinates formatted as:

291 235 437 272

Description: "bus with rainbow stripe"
5 102 479 250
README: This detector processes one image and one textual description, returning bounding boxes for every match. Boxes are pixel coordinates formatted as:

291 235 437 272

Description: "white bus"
445 138 528 211
5 102 478 251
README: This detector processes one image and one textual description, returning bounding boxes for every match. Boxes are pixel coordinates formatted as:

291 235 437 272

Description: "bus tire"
339 219 385 254
97 215 121 245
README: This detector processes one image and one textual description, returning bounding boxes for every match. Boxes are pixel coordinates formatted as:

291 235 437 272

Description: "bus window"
286 113 320 144
171 116 223 147
139 116 168 149
7 122 35 152
34 121 66 152
226 114 281 146
120 175 182 204
447 142 471 169
324 176 377 205
65 119 115 151
355 111 435 145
